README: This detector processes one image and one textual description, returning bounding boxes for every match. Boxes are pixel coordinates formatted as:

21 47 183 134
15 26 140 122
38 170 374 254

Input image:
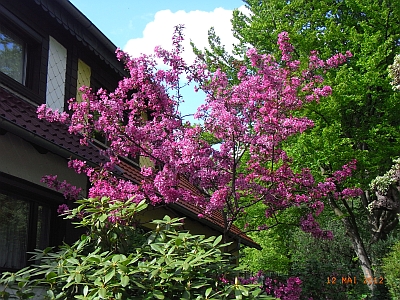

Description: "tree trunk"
328 195 377 298
345 221 377 297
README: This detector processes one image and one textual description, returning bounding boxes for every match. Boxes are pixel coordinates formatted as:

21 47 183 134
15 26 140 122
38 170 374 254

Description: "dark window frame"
0 4 46 104
0 172 66 272
0 24 27 84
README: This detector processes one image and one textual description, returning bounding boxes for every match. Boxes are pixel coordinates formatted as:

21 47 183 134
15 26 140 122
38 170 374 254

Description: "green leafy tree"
382 239 400 299
230 0 400 189
238 205 295 275
193 0 400 297
289 222 368 300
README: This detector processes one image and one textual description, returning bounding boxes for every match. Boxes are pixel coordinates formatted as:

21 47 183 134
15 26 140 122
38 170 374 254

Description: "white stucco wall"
0 131 87 193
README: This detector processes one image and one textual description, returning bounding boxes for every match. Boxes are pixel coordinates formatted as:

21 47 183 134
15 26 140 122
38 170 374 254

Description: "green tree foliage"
230 0 400 186
0 198 272 300
289 218 371 300
193 1 400 297
241 231 291 275
382 239 400 299
239 206 295 275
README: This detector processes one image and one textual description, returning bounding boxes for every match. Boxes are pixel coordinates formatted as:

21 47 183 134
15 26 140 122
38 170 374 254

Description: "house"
0 0 259 272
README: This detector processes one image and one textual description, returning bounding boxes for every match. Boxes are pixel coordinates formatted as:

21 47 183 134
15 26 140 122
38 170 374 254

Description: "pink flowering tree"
38 26 357 246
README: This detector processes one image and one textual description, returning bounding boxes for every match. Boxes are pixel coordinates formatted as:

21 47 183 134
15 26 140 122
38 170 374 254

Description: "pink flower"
68 159 86 174
35 27 355 244
141 166 153 177
57 204 69 215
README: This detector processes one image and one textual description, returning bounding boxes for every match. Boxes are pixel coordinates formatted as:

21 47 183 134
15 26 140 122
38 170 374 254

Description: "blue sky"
68 0 247 122
69 0 245 49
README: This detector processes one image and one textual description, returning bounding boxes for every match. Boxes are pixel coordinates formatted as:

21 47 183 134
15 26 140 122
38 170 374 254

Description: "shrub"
0 197 273 300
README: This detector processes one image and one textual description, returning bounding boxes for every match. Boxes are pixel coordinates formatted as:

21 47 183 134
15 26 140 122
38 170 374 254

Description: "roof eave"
168 203 261 250
34 0 126 76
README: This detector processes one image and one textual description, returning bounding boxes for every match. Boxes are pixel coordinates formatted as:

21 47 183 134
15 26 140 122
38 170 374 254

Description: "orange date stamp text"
326 276 384 285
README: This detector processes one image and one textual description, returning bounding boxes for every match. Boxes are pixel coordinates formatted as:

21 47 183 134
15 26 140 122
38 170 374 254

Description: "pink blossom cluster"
278 32 295 62
336 187 363 199
300 214 333 239
37 27 358 235
331 159 358 183
239 272 302 300
57 203 69 215
41 175 82 201
265 277 302 300
37 104 69 123
326 51 353 68
308 50 352 70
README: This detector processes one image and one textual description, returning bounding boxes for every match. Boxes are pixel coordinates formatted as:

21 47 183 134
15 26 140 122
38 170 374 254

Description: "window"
0 194 30 270
0 6 44 103
0 173 65 272
0 23 26 84
46 36 67 111
76 58 91 102
0 192 51 270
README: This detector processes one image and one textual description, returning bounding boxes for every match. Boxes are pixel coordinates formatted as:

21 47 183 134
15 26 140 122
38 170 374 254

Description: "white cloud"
123 5 248 63
122 5 250 124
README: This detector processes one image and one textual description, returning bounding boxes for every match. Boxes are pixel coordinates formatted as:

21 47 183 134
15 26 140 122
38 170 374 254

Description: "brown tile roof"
0 86 260 249
0 87 105 165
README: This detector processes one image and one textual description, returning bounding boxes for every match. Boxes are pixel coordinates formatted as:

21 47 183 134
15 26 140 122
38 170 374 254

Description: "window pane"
0 24 26 84
36 205 51 249
0 193 29 269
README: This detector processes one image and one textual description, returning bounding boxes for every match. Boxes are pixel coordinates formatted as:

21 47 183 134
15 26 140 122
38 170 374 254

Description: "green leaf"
238 285 249 296
148 233 157 244
47 290 55 299
87 256 101 264
66 258 80 265
75 273 82 283
212 235 222 247
117 263 128 273
99 214 107 223
205 287 212 297
150 268 159 279
112 254 122 263
46 272 57 283
83 285 89 297
132 280 146 289
104 269 115 284
153 290 165 299
67 273 75 283
150 243 162 252
94 277 102 287
181 290 191 300
121 275 129 287
98 288 107 299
